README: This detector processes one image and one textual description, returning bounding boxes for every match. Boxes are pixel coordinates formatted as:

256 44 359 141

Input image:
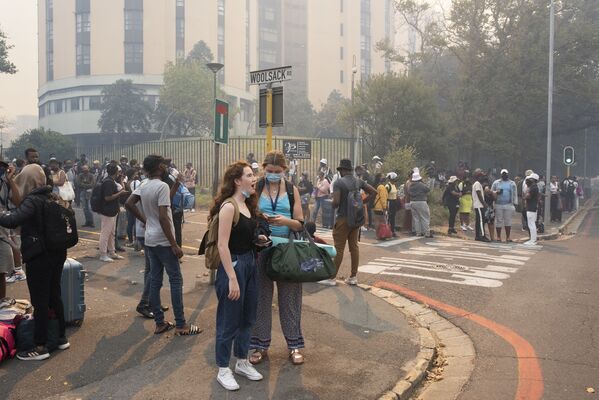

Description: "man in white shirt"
472 169 490 242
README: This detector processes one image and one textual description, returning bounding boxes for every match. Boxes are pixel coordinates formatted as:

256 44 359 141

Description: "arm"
476 188 485 205
124 194 146 224
512 182 518 205
56 170 66 186
268 185 304 231
169 178 181 200
6 168 22 207
159 205 182 258
0 197 37 229
216 202 240 300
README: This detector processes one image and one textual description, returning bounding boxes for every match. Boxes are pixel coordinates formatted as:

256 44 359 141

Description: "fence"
79 136 354 187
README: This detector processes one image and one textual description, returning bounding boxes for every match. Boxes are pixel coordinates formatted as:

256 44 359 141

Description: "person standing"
483 179 496 241
312 171 330 224
521 170 534 230
76 165 96 227
472 169 490 242
443 176 461 234
211 161 268 391
250 150 305 366
183 163 197 212
385 172 399 237
549 175 561 222
127 155 201 336
329 159 376 286
0 165 69 360
408 168 432 237
524 174 540 246
297 172 313 223
98 164 128 262
491 169 518 242
0 161 22 295
458 175 473 231
372 173 388 237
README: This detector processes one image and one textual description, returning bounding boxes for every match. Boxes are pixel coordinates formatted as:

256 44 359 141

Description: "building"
37 0 396 139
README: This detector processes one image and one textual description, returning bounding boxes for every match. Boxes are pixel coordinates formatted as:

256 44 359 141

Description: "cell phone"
498 189 503 194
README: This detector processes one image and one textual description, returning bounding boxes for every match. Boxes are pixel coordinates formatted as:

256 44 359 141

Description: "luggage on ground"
61 258 86 326
0 321 16 362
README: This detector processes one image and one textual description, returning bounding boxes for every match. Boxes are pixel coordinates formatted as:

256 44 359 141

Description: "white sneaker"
317 279 337 286
345 276 358 286
191 208 196 212
460 224 468 231
235 359 263 381
217 368 240 391
109 253 124 260
6 269 26 283
523 240 537 246
99 255 114 262
466 225 474 231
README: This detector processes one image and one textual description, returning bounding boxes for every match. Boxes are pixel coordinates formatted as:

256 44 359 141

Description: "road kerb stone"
363 283 474 400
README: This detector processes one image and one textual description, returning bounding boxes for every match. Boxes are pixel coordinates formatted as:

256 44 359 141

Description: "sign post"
214 99 229 145
249 66 292 152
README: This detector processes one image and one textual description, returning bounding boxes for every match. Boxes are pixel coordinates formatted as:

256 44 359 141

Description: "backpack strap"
221 197 240 226
284 180 295 212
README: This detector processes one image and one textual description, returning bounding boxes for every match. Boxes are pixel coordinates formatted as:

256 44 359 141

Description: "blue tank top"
259 192 291 237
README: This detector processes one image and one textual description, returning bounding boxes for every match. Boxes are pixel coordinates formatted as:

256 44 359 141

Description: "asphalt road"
354 201 599 399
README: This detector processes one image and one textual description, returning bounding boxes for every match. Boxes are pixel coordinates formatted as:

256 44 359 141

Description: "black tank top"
228 213 255 255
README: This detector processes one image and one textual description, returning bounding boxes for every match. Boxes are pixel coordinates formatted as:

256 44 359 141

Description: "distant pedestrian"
458 175 473 231
372 173 388 237
0 161 22 293
472 169 490 242
297 172 313 222
312 171 330 224
442 176 461 234
483 178 496 241
491 169 518 242
98 164 129 262
385 172 399 237
76 165 96 227
408 168 432 237
329 159 376 285
524 173 540 246
183 162 197 212
549 175 562 222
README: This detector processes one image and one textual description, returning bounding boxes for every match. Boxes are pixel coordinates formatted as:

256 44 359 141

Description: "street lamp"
351 55 358 166
206 62 224 198
544 0 555 226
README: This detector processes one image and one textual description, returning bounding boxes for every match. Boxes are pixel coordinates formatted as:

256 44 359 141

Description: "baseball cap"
501 169 509 174
530 173 539 181
251 162 259 169
320 158 328 164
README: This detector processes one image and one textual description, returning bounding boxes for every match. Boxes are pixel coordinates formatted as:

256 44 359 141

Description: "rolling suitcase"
321 199 334 229
61 258 86 326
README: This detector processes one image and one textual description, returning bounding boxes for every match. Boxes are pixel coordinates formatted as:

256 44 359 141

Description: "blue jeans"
312 197 326 221
215 251 258 367
146 245 185 328
137 238 151 307
80 190 94 225
126 211 136 243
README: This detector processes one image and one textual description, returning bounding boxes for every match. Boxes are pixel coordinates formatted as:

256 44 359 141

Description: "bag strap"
221 197 240 226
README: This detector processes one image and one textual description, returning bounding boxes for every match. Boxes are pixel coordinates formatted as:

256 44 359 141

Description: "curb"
357 284 475 400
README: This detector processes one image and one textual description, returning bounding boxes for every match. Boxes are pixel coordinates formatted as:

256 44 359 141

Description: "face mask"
241 190 251 199
266 173 282 182
502 174 508 180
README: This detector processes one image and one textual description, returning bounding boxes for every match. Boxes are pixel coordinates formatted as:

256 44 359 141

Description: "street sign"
259 87 283 127
214 99 229 145
249 66 293 85
563 146 574 166
283 140 311 159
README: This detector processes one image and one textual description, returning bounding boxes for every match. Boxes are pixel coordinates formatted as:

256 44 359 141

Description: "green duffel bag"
265 232 336 283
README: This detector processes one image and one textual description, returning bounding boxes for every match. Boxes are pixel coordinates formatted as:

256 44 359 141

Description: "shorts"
494 204 515 228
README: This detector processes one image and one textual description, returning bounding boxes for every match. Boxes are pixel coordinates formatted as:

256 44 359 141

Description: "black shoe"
425 234 434 238
136 305 154 319
115 247 126 252
476 237 491 242
17 345 49 361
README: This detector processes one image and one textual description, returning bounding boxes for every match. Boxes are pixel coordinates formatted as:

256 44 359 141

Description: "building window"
76 13 91 33
217 0 225 79
54 100 63 114
70 98 80 111
176 0 184 6
89 96 102 110
264 7 275 21
125 43 143 73
176 18 184 39
340 23 343 36
39 105 46 118
260 28 278 43
125 10 143 31
46 0 54 82
340 46 344 60
340 70 344 83
340 0 343 12
76 44 91 75
124 0 143 74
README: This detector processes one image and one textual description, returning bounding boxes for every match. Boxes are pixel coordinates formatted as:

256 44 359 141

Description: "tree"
314 91 350 138
341 73 446 161
155 61 216 137
273 89 316 137
185 40 214 65
9 128 75 162
384 146 419 182
0 27 17 74
98 80 152 134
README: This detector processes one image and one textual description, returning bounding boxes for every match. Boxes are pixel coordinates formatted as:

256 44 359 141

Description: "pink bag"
376 213 393 239
0 322 17 362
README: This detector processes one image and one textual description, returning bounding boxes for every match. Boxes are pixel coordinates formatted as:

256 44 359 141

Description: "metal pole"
266 84 273 153
584 128 588 189
544 0 555 226
212 72 220 198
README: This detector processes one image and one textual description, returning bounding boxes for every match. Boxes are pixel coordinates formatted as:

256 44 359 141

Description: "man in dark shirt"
99 164 129 262
77 165 96 227
524 173 540 246
320 159 375 287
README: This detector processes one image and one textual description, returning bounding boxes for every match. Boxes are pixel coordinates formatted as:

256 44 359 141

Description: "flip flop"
154 321 175 335
175 324 202 336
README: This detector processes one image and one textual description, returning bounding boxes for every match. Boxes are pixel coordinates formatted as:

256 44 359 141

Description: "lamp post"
351 55 358 166
543 0 555 226
206 62 224 198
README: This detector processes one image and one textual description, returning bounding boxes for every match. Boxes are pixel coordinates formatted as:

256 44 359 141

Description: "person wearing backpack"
0 164 71 360
209 161 270 391
328 159 376 286
385 172 399 237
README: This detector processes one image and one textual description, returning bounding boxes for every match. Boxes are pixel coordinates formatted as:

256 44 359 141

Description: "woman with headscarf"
0 164 70 361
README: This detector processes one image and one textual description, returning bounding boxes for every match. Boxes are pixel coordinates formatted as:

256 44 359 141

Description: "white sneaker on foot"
99 255 114 262
460 224 468 231
345 276 358 285
523 240 537 246
235 359 263 381
466 225 474 231
6 269 26 283
217 367 240 391
317 279 337 286
109 253 124 260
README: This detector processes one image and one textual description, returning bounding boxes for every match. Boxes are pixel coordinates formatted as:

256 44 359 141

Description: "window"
89 96 102 110
125 10 143 31
176 0 184 6
264 7 275 21
260 49 277 64
39 105 46 118
340 46 344 60
125 43 143 64
76 44 90 75
340 23 343 36
340 0 343 12
340 70 344 83
76 13 91 33
54 100 63 114
260 28 278 43
176 18 184 38
176 49 185 59
70 98 80 111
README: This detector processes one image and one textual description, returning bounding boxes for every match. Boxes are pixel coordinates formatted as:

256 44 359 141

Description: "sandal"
249 349 268 365
175 324 202 336
289 349 304 365
154 321 175 335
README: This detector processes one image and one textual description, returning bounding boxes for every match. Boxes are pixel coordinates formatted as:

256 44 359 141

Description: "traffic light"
563 146 575 166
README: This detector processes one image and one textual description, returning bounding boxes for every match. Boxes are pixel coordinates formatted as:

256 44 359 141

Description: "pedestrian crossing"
358 239 542 288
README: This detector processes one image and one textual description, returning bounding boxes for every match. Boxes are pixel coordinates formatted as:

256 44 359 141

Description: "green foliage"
0 27 16 74
278 90 316 136
185 40 214 64
9 128 75 162
155 61 216 137
428 188 449 227
98 79 152 134
315 90 350 138
383 146 419 182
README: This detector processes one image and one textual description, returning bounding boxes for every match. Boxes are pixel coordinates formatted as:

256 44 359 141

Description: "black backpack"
256 178 295 212
342 178 365 228
90 179 105 213
566 180 576 195
43 200 78 250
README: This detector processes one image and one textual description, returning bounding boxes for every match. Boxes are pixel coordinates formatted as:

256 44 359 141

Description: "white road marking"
374 236 424 247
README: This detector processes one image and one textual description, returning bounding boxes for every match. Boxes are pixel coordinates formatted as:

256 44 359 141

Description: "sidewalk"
1 238 422 399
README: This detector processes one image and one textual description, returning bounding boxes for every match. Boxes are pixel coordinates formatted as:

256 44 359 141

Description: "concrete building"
38 0 396 139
